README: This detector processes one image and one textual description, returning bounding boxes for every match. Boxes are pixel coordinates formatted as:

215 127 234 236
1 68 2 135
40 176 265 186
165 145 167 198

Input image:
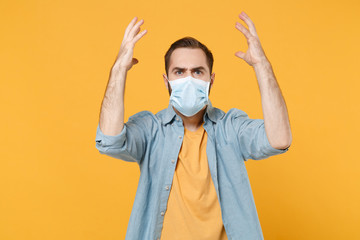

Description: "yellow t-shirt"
160 124 228 240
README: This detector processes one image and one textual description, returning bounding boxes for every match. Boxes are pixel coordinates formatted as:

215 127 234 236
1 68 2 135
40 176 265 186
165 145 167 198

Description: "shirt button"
165 185 169 190
176 118 180 121
179 136 182 139
161 211 165 216
171 159 175 164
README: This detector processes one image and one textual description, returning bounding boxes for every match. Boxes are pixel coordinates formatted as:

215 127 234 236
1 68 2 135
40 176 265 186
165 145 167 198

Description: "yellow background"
1 0 359 239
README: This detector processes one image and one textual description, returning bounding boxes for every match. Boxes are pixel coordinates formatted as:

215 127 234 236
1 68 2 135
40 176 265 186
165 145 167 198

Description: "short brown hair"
164 37 214 76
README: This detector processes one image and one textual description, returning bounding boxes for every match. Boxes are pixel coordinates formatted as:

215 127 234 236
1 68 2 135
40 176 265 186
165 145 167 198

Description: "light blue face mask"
168 76 210 117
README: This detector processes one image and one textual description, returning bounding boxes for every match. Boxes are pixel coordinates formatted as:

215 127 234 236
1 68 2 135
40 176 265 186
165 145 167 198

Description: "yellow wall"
1 0 359 239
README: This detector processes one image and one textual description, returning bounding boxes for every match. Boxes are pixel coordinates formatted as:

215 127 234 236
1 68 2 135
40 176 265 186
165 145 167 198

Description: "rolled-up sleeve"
230 109 290 160
95 111 157 164
95 123 133 160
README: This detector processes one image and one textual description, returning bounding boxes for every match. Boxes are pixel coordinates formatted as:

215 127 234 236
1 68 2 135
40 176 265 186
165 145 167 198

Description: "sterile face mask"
168 76 210 117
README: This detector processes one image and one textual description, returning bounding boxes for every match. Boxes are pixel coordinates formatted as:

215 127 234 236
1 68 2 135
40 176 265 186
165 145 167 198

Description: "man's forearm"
99 66 127 136
98 17 147 136
253 59 292 149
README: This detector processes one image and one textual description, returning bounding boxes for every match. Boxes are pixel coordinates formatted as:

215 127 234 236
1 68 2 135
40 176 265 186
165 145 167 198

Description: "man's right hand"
112 17 147 72
99 17 146 136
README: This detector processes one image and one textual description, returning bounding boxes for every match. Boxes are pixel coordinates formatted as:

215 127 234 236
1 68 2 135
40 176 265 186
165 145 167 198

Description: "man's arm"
99 17 147 136
235 11 292 150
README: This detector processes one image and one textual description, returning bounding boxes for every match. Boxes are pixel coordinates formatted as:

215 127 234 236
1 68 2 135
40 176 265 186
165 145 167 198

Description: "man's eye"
176 71 182 75
195 70 202 75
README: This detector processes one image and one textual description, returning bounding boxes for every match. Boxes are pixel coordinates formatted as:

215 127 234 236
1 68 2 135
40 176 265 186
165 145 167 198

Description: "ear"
163 74 169 90
210 72 215 89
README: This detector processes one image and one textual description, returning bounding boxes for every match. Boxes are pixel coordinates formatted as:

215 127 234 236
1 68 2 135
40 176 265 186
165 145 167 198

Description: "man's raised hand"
235 11 268 67
113 17 147 72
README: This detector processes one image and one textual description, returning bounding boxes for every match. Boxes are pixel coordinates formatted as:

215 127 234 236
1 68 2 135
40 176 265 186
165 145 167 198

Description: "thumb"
235 51 245 60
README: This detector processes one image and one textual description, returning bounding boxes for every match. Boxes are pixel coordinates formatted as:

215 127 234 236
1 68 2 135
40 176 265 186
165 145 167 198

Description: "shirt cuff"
95 123 127 150
261 128 290 156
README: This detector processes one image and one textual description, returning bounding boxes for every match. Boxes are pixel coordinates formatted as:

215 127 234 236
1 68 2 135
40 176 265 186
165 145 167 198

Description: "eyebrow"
171 66 207 73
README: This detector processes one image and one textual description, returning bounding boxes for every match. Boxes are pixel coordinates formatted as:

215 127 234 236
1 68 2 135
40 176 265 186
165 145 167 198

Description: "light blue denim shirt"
95 100 290 240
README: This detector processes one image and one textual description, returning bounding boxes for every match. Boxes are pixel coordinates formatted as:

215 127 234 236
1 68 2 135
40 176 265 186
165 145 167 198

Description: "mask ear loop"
208 73 214 96
206 82 210 103
165 75 173 96
167 82 172 96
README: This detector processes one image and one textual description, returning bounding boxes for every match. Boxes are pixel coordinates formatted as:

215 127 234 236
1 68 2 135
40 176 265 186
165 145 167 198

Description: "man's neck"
173 106 207 132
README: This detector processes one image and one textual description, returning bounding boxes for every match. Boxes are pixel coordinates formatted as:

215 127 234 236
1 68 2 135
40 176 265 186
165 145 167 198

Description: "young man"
95 11 292 240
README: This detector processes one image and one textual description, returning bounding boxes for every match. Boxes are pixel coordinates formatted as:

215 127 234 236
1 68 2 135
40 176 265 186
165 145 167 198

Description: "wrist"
112 61 127 70
111 64 128 76
253 57 271 70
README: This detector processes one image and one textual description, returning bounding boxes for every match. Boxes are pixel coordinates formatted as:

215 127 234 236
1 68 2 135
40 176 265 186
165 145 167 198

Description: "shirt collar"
158 100 224 125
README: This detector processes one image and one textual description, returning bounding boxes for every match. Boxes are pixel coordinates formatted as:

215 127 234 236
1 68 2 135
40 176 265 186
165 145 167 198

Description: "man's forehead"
170 48 206 59
169 48 209 71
